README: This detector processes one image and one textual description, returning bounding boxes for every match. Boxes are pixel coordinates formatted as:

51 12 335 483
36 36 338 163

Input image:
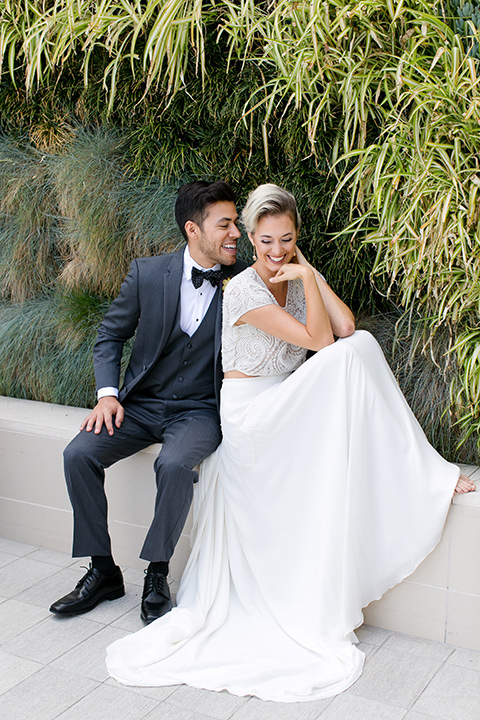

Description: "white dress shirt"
97 246 220 400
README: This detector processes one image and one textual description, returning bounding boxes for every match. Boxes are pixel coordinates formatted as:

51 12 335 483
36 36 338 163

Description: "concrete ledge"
0 395 479 650
0 395 191 581
363 470 480 651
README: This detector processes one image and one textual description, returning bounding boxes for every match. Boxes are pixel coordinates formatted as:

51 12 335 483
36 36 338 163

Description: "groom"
50 180 245 623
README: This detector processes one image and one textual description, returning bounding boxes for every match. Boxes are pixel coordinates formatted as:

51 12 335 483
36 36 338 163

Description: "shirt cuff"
97 387 119 400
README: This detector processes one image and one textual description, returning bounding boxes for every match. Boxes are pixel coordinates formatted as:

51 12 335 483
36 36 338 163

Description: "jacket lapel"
155 249 183 360
214 265 232 359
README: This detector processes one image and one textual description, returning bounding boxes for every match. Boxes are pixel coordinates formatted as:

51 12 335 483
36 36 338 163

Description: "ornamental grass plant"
52 128 184 296
0 129 183 406
0 297 97 407
359 310 479 463
0 139 60 301
0 0 478 461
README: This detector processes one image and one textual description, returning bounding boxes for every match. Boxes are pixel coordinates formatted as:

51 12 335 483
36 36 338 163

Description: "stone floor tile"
0 538 37 556
144 705 217 720
229 695 333 720
355 625 392 646
1 614 102 664
0 598 47 643
0 556 61 597
0 649 43 694
381 634 455 662
27 547 77 567
318 693 407 719
111 603 145 632
15 565 85 608
168 577 180 598
166 685 249 719
2 534 479 720
346 647 443 709
55 681 160 719
110 600 177 632
412 664 480 720
105 676 179 701
357 641 380 660
446 647 480 672
0 665 98 720
52 624 130 682
122 566 147 586
0 550 18 568
68 557 90 571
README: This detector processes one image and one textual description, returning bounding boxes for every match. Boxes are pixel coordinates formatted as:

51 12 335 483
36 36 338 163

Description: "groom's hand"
80 396 125 435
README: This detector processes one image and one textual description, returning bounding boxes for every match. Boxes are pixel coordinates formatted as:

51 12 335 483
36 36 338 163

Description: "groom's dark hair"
175 180 236 241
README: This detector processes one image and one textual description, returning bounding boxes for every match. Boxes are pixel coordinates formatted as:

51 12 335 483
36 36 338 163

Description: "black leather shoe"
49 564 125 615
141 568 173 624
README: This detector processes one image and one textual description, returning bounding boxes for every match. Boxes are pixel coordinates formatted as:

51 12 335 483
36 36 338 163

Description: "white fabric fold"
106 331 458 702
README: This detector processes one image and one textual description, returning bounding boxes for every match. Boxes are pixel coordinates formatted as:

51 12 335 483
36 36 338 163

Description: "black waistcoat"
131 292 218 410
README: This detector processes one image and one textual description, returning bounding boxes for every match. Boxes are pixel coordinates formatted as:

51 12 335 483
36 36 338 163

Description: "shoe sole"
49 586 125 615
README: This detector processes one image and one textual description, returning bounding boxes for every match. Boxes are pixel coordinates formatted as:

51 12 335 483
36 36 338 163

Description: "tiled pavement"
0 538 479 720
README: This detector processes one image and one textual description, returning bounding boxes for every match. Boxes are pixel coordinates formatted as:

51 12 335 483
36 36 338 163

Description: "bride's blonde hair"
242 183 301 235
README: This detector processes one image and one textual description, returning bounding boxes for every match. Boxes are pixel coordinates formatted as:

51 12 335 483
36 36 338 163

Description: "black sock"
91 555 117 575
148 561 169 576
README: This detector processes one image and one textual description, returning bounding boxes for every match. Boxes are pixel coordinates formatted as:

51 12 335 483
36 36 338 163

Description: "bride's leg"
340 334 475 499
454 474 476 494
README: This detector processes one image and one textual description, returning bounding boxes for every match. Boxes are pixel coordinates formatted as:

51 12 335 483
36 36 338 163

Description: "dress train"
106 331 458 702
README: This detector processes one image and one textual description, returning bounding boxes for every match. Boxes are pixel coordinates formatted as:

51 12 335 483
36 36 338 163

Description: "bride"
106 184 474 702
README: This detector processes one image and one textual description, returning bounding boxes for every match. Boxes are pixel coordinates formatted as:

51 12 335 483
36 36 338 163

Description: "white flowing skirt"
106 331 459 702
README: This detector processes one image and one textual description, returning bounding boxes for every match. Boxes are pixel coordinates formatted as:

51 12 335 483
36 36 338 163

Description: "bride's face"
249 213 297 274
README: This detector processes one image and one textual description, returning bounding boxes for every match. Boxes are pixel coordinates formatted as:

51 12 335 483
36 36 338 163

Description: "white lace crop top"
222 267 308 376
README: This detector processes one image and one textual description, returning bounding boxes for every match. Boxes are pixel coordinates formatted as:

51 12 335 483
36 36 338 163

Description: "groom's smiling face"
186 201 240 268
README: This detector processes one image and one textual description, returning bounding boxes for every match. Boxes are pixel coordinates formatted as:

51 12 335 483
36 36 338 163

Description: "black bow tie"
191 267 223 289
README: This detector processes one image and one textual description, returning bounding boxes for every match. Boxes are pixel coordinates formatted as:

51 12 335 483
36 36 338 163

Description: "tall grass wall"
0 0 478 463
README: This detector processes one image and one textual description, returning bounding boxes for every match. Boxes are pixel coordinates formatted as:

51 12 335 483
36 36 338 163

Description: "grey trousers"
63 400 222 562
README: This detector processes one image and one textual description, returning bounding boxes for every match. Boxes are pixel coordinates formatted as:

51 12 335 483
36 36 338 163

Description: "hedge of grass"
0 1 478 463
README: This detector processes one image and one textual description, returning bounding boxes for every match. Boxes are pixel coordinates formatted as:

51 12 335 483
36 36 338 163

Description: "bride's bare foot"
454 474 476 494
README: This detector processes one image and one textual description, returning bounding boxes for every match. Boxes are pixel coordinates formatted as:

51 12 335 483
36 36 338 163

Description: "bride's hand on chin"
269 263 312 284
293 247 308 266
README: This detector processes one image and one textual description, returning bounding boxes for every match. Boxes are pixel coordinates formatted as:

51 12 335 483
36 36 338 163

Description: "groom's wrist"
97 386 119 400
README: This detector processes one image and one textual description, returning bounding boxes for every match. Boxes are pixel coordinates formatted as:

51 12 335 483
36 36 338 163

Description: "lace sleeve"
224 270 273 326
222 269 308 375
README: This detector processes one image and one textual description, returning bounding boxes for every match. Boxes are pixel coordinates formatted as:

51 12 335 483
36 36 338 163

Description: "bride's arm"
295 248 355 338
237 265 334 352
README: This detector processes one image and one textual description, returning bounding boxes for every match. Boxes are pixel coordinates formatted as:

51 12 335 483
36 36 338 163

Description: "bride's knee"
338 329 379 352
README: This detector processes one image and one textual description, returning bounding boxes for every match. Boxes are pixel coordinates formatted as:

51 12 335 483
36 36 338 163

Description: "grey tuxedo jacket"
93 249 247 409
